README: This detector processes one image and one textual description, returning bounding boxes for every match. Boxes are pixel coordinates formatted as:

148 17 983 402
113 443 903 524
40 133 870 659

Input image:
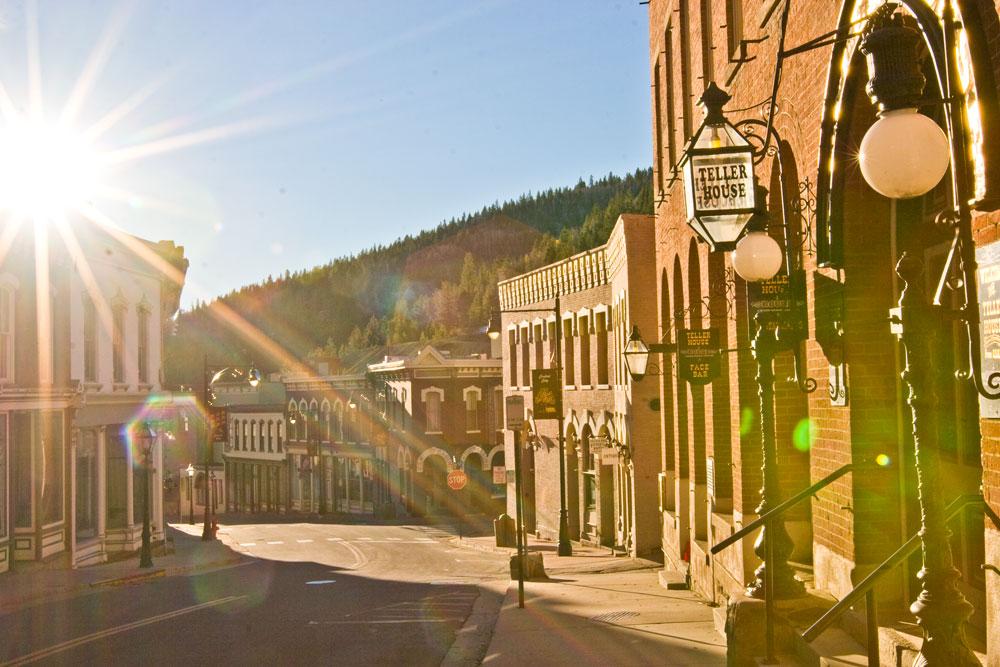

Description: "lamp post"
287 407 298 512
137 421 156 569
203 355 261 540
186 463 195 524
488 294 572 556
853 5 977 664
673 84 806 600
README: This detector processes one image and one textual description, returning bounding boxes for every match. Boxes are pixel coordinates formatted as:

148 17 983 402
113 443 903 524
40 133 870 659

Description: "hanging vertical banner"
977 240 1000 418
531 368 562 419
678 328 720 385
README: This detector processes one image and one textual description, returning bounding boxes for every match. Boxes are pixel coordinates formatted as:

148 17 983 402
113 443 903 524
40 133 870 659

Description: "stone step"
658 567 689 590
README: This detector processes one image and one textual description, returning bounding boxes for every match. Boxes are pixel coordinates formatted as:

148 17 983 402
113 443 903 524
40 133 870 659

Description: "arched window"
250 421 256 451
112 303 126 383
333 402 343 440
242 421 249 450
276 421 283 452
421 387 444 433
321 401 331 441
463 387 481 433
231 420 238 450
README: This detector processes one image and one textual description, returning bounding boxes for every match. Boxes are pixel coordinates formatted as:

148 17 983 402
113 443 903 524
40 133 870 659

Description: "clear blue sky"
0 1 652 307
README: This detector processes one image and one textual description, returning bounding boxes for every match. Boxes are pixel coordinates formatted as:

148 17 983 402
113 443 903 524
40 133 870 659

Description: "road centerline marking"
1 596 245 666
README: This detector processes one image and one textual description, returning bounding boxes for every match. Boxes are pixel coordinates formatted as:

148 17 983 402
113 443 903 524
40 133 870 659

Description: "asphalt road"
0 522 509 666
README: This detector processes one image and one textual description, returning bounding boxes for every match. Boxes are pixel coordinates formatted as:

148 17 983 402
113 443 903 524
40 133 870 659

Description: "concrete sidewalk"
0 523 246 613
448 535 726 666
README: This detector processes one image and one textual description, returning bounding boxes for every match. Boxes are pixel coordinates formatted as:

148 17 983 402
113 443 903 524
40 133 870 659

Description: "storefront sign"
505 395 524 431
492 466 506 484
531 369 562 419
977 240 1000 418
748 271 807 329
678 328 720 385
689 153 755 214
600 447 621 465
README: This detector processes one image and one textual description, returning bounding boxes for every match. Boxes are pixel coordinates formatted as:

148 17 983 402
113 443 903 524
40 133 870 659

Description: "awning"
73 402 146 428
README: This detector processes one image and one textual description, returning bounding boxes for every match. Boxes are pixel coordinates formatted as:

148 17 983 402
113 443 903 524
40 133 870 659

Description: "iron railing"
803 493 995 667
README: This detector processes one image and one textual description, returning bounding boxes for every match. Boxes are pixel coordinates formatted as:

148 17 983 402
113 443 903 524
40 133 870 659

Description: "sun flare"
0 117 102 220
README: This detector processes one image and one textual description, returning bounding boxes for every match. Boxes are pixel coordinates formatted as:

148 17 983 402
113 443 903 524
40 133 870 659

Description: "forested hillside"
165 168 653 386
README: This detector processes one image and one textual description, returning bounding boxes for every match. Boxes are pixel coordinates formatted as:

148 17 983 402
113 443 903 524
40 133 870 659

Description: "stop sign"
447 469 468 491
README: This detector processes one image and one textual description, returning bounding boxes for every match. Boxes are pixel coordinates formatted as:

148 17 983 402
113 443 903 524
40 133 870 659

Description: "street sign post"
505 395 525 430
505 393 526 608
447 469 468 491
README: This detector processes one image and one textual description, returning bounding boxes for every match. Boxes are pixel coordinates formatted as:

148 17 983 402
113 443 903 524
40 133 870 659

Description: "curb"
441 580 509 667
90 568 166 588
448 537 516 557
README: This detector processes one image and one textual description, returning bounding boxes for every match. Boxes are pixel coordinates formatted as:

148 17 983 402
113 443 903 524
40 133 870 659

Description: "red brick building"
498 214 660 557
647 0 1000 662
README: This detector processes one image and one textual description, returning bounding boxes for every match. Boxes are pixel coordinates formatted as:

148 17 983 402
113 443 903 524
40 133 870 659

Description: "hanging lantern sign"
678 328 721 385
680 83 758 252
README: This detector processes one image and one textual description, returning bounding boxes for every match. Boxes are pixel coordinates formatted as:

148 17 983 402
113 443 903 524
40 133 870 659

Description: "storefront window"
362 459 374 507
76 430 98 540
0 414 7 538
13 412 32 528
41 412 64 525
107 428 128 529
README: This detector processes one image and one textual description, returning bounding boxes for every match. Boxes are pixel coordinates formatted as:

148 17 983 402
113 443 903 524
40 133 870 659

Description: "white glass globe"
858 108 950 199
732 231 783 282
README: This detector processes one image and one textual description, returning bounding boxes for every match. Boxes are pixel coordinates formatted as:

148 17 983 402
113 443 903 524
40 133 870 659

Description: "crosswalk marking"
266 540 284 545
296 539 313 543
239 542 256 547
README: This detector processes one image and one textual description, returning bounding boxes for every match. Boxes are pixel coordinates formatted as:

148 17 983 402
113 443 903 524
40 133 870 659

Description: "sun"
0 116 102 220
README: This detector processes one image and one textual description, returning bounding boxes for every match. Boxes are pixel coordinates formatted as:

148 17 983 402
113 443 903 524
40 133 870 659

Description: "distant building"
0 219 187 573
497 214 658 557
368 344 504 517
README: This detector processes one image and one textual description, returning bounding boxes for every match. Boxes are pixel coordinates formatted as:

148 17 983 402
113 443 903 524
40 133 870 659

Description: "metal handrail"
802 492 984 644
712 461 867 556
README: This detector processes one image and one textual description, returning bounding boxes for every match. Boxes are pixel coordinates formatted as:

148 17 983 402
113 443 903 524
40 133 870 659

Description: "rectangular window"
106 427 128 528
76 429 98 540
653 60 665 194
563 319 575 386
425 392 442 433
137 308 149 385
520 326 530 387
13 413 32 528
726 0 743 59
664 24 677 167
534 324 543 371
547 321 556 365
508 330 517 388
83 299 97 382
597 313 609 386
41 412 64 525
580 316 591 386
701 0 715 84
0 287 13 382
112 305 126 383
493 388 504 431
465 391 479 432
679 1 693 138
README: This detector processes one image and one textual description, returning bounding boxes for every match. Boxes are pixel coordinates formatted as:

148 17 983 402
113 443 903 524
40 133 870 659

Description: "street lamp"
186 463 195 524
136 421 157 568
679 83 759 252
203 355 261 541
679 84 807 600
850 4 979 663
487 295 573 557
